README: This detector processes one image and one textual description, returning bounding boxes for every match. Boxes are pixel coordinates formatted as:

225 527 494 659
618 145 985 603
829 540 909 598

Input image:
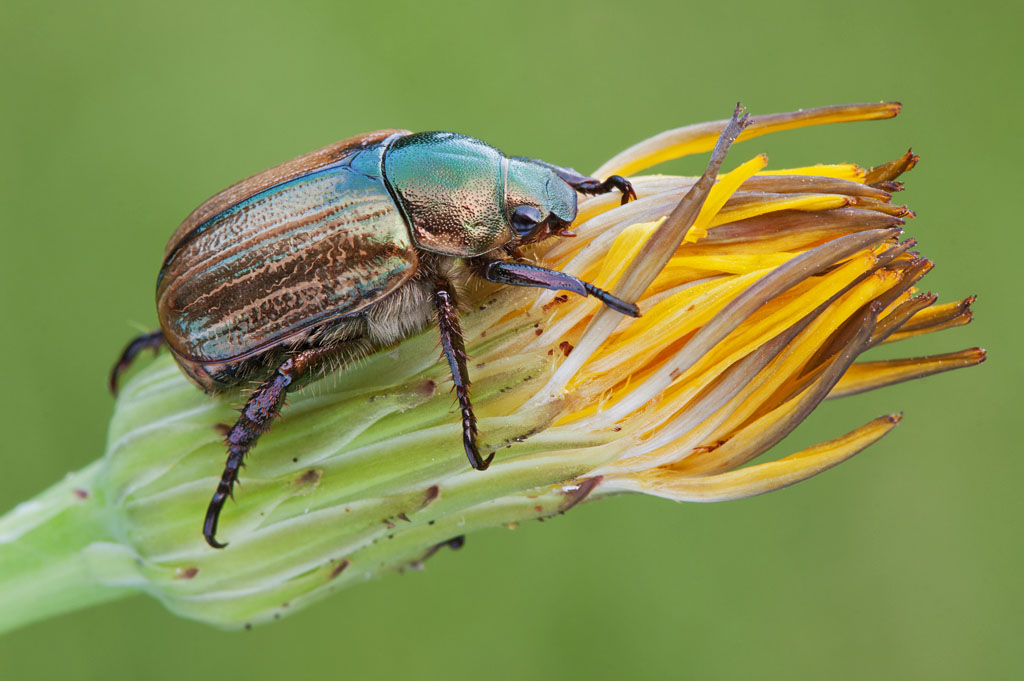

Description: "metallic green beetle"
111 129 639 548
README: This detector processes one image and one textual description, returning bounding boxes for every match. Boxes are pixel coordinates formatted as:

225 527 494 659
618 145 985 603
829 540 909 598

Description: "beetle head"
384 133 580 257
503 157 578 246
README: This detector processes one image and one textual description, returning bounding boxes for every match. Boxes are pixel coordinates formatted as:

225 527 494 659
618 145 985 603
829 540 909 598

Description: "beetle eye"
511 205 544 238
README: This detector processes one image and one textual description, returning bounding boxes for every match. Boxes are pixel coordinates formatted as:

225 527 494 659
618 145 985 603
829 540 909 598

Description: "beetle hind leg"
433 281 493 471
204 345 352 549
109 329 165 395
204 367 292 549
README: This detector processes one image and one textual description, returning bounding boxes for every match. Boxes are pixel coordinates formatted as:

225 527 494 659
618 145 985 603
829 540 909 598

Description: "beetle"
110 129 639 548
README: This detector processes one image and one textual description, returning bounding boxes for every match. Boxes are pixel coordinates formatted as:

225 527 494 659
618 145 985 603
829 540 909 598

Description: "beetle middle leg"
472 260 641 318
433 280 493 472
204 344 353 548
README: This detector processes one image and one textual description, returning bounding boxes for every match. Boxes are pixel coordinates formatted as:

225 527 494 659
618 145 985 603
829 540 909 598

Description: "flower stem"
0 460 134 635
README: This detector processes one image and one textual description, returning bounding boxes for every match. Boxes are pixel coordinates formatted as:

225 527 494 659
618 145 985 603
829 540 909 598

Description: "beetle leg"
433 281 493 472
109 329 165 395
516 157 636 205
474 260 641 318
547 165 637 205
204 346 344 548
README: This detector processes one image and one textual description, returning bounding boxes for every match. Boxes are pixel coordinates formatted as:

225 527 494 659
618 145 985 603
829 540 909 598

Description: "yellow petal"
593 102 901 179
686 154 768 243
829 348 987 398
603 414 902 501
708 193 853 230
758 164 867 182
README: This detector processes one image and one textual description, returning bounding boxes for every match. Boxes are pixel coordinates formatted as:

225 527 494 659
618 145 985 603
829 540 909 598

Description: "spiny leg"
204 345 343 548
474 260 641 318
109 329 165 395
433 281 493 471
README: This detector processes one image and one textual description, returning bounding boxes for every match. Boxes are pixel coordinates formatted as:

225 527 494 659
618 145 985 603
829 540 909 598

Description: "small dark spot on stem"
294 468 323 488
423 485 440 505
244 623 253 631
329 559 351 580
535 328 543 336
420 379 437 396
72 489 89 500
397 512 411 523
559 341 574 357
174 567 199 579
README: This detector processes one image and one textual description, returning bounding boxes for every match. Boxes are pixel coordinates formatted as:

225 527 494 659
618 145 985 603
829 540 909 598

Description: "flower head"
0 103 984 632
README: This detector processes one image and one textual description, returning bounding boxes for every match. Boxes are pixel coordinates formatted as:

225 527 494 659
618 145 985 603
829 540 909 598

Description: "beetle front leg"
473 260 641 318
562 172 637 205
527 160 636 205
433 281 493 471
204 346 340 548
109 329 165 395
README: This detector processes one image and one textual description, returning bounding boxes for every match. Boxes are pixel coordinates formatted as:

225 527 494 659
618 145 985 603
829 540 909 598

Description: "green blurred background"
0 0 1018 678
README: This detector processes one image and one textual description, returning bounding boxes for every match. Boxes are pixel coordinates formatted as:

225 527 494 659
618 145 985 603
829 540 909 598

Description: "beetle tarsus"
573 174 636 205
604 175 638 205
548 165 636 205
458 385 491 470
460 384 494 470
434 283 491 471
109 329 165 395
582 282 641 317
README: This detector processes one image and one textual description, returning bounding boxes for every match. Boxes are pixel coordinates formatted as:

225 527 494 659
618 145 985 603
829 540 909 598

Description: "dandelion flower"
0 103 984 633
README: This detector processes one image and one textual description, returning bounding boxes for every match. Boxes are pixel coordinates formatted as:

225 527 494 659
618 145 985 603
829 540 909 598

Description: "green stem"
0 460 135 634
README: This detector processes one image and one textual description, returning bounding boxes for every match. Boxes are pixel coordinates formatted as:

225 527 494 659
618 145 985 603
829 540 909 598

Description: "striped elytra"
157 132 418 370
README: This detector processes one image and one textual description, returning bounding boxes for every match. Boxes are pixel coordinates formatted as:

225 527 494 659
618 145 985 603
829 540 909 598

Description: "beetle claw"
466 443 495 471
